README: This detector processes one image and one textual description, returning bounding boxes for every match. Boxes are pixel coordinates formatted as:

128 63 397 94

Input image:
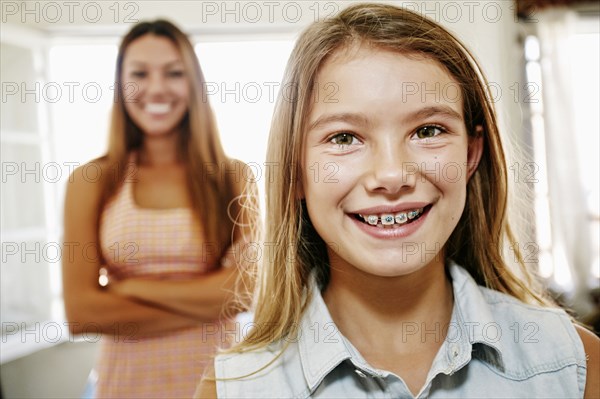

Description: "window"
1 29 57 363
523 11 599 300
195 39 295 216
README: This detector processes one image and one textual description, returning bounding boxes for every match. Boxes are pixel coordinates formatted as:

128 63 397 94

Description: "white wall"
1 341 99 398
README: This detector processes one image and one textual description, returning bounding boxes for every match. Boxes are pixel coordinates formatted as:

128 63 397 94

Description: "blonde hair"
98 20 238 257
236 3 550 353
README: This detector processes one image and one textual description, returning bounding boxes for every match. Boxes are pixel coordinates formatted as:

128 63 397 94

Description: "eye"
130 71 146 78
330 132 359 148
167 70 185 78
414 125 446 140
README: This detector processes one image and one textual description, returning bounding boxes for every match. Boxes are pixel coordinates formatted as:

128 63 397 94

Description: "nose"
146 72 167 97
364 145 416 195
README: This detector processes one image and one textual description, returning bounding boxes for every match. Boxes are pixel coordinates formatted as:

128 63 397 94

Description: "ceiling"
2 0 361 36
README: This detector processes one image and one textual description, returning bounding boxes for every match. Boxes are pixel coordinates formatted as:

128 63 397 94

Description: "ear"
466 126 484 180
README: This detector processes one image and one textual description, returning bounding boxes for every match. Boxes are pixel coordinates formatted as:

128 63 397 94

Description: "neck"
323 258 454 353
138 132 182 167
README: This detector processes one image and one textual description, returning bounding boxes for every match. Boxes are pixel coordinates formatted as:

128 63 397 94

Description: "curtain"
536 7 594 315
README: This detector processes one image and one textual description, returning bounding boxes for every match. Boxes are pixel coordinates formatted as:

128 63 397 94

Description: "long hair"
99 20 237 258
236 3 550 352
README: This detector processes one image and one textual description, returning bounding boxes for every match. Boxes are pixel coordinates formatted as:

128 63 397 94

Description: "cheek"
423 146 469 187
438 162 469 220
174 81 190 103
122 94 137 120
120 73 141 96
438 161 467 188
303 158 357 199
121 82 142 116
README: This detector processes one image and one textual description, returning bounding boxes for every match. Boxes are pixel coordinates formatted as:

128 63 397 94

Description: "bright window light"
195 40 294 165
570 32 600 218
195 40 295 216
48 45 117 167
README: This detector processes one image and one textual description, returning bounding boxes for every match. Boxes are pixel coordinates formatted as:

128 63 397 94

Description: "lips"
347 203 432 238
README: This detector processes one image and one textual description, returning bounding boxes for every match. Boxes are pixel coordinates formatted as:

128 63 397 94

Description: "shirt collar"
297 278 353 392
297 263 505 392
448 262 505 353
426 262 505 379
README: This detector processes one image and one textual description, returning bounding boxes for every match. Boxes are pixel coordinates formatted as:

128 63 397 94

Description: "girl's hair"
98 19 238 257
236 3 550 352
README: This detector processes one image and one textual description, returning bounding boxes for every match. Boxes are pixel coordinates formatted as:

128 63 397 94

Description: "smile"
355 205 431 228
145 102 171 115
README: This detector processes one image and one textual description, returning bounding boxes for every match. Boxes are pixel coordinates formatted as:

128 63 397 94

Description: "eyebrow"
406 105 463 122
127 60 184 68
308 112 370 132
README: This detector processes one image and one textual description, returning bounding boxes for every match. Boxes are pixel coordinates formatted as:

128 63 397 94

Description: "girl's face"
301 45 482 278
121 34 190 137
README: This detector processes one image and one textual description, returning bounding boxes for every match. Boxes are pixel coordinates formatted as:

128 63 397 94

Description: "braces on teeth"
360 208 424 226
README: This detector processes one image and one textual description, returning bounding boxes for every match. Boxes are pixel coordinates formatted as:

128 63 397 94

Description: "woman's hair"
235 3 551 352
98 19 238 257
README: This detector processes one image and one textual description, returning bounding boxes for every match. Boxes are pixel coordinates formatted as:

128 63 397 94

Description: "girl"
63 20 256 398
196 3 599 398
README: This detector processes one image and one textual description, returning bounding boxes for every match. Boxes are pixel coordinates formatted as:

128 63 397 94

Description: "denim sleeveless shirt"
215 263 587 398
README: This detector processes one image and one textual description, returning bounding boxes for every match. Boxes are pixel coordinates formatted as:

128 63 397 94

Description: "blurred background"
1 0 598 397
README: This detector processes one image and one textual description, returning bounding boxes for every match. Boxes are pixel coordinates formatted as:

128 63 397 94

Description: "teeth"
408 210 419 219
145 103 171 114
395 212 408 224
381 214 395 225
361 207 424 226
366 215 378 225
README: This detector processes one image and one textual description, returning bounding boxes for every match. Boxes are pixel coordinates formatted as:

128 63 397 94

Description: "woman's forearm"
111 266 240 320
64 288 203 339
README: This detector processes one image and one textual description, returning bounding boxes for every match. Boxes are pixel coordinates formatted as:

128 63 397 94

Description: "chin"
367 263 426 278
142 127 179 137
344 250 444 278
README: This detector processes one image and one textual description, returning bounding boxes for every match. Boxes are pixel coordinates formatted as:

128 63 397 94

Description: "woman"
62 20 256 398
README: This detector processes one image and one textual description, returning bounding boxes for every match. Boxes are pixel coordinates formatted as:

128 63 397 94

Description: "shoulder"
479 284 569 321
211 158 257 200
67 157 111 191
453 265 575 333
215 342 288 379
214 341 307 398
194 363 217 399
64 158 111 213
472 285 587 389
452 267 587 378
227 158 257 191
575 324 600 398
479 284 584 352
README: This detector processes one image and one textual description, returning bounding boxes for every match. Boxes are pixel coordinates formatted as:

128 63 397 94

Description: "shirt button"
451 344 460 358
355 369 368 378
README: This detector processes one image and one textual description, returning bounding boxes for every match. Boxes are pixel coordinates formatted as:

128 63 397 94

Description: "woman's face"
121 34 190 137
301 45 482 278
